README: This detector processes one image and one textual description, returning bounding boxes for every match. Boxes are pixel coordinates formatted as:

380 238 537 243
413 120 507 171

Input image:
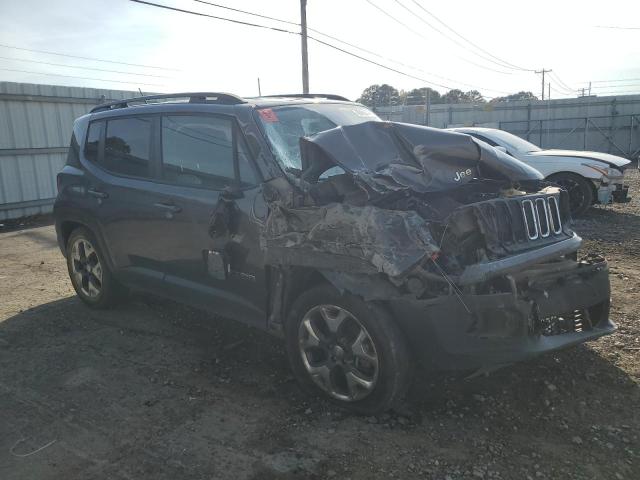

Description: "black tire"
285 284 412 415
66 227 124 309
548 172 594 217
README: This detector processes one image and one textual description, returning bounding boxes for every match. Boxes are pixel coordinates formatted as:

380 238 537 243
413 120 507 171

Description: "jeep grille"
467 192 570 256
521 196 563 240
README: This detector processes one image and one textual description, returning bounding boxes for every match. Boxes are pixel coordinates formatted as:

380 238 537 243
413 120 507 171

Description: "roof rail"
90 92 246 113
262 93 351 102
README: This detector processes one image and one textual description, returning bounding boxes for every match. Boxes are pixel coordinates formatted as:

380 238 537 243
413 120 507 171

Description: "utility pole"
546 82 551 147
424 88 431 126
535 69 552 100
300 0 309 94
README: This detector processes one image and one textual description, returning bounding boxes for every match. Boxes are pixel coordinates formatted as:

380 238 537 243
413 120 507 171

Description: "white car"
449 127 631 215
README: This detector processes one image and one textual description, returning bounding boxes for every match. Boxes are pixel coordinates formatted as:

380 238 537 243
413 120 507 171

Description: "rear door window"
104 117 153 178
161 115 257 189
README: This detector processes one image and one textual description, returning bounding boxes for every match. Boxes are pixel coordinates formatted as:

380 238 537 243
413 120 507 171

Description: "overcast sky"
1 0 639 100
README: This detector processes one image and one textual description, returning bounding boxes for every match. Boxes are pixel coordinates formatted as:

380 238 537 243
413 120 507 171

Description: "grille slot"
536 198 551 238
521 199 539 240
548 196 562 234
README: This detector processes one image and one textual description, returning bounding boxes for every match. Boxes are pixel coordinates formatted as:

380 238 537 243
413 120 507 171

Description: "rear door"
80 114 174 292
153 113 267 326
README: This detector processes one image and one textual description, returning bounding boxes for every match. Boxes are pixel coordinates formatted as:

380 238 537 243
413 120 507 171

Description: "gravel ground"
0 171 638 480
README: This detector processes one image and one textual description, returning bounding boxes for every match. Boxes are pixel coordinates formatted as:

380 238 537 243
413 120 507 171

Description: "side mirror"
495 145 508 154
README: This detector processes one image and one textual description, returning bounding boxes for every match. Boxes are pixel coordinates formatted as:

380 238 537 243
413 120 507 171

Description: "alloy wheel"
70 238 103 298
298 304 379 402
555 177 586 213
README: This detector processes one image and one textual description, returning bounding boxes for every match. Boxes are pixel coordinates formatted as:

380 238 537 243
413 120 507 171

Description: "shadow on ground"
0 294 638 479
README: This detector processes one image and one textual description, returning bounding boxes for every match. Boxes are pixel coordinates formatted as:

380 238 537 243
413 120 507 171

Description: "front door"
152 113 267 326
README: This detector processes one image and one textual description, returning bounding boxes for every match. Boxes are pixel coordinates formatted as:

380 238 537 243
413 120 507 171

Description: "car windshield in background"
488 129 542 153
256 104 379 171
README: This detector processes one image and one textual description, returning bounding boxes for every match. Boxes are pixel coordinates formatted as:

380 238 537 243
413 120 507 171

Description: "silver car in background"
450 127 631 215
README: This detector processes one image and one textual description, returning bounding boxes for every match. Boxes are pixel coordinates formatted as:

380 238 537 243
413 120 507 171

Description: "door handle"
87 188 108 199
153 202 182 213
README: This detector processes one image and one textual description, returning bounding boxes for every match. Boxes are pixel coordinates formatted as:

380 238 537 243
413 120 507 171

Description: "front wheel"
548 172 594 216
285 285 412 414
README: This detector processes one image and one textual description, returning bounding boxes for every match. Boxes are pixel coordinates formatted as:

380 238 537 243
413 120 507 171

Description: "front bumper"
390 257 614 371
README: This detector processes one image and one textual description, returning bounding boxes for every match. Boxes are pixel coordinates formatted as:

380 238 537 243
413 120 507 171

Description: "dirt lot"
1 173 639 480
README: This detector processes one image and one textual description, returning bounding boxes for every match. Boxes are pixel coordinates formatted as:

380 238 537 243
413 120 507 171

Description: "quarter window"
104 117 152 178
85 121 103 164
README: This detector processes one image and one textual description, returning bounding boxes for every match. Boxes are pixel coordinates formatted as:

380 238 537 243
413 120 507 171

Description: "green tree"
404 87 443 105
356 84 401 108
442 89 486 104
490 91 538 103
464 90 485 103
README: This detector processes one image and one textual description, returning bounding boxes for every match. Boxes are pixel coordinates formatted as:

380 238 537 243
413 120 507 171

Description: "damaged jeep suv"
55 92 615 414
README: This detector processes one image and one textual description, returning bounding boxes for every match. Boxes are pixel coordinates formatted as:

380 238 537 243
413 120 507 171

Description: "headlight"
582 163 623 178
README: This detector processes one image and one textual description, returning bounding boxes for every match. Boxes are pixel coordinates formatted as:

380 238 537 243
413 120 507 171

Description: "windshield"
256 103 380 171
484 129 542 153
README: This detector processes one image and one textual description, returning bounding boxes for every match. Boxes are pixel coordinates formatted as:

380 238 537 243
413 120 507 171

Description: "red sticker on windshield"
258 108 279 123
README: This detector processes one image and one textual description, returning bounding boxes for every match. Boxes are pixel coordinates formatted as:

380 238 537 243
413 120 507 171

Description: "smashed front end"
262 121 614 371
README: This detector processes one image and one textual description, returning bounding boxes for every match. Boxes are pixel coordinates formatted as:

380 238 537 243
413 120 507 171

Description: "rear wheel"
285 285 412 414
66 227 124 308
548 172 594 216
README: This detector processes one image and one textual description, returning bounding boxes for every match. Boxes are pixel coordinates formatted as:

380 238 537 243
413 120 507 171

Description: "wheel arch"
59 220 84 251
546 170 598 205
57 219 117 272
278 267 330 322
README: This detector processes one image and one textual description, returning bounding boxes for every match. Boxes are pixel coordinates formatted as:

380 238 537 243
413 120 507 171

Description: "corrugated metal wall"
0 82 139 221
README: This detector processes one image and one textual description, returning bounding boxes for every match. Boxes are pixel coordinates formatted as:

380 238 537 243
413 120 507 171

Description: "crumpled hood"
300 121 542 194
529 149 631 169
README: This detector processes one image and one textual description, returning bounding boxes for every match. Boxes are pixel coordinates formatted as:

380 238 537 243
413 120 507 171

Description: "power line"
130 0 514 95
590 83 640 89
0 67 165 87
364 0 513 75
392 0 525 72
0 43 179 71
587 90 640 96
0 55 173 79
548 71 575 93
189 0 421 73
308 35 452 90
407 0 534 72
581 78 640 84
189 0 506 92
131 0 298 34
190 0 299 26
549 71 577 94
595 25 640 30
549 85 576 97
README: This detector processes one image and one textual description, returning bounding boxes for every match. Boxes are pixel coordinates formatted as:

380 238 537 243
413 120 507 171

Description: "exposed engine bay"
261 122 575 292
